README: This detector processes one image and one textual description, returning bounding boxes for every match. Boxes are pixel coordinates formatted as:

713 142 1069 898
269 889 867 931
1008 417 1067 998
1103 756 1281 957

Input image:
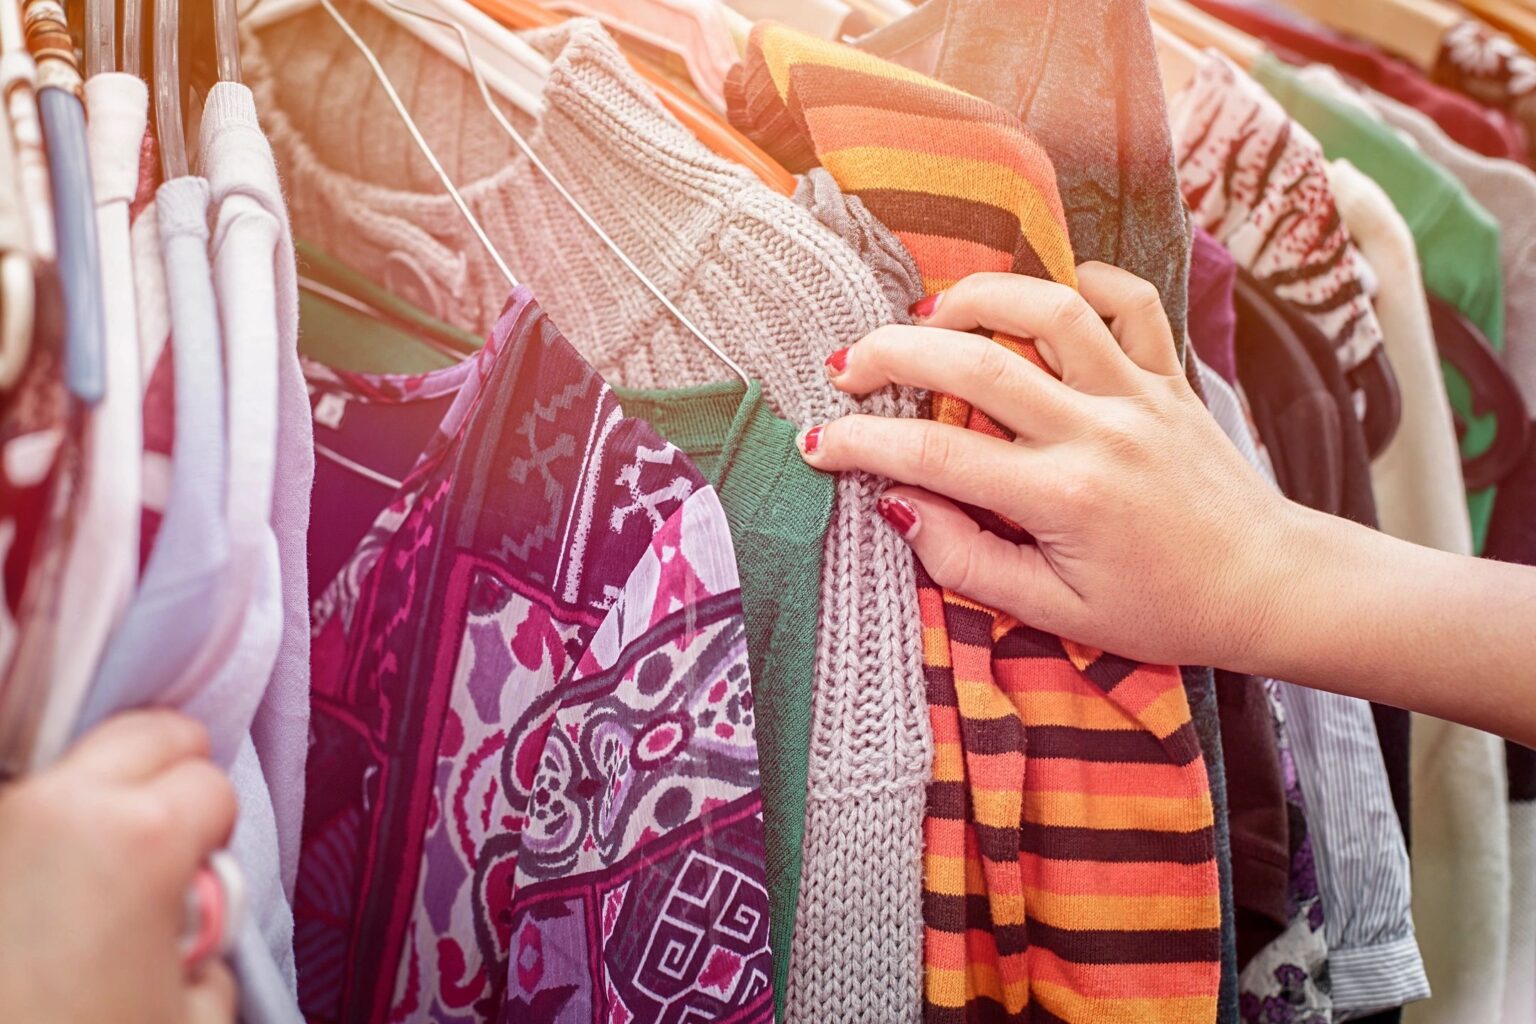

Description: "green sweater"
1254 54 1505 551
617 381 833 1022
295 239 483 373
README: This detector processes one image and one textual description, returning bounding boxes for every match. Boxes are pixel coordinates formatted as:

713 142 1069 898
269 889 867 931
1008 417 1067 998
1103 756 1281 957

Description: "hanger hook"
317 0 518 289
382 0 753 390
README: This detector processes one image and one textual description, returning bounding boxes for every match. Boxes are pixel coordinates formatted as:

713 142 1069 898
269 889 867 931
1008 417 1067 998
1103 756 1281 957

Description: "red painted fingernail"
798 426 823 455
877 495 919 538
908 293 941 319
824 347 850 376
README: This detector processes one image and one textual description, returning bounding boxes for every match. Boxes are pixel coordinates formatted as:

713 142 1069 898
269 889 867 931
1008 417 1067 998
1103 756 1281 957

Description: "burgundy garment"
1188 0 1530 162
1216 670 1290 971
1488 430 1536 572
1189 224 1239 386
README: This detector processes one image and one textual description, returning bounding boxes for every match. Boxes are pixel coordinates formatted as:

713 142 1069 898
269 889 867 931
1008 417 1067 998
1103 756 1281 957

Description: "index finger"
911 272 1139 391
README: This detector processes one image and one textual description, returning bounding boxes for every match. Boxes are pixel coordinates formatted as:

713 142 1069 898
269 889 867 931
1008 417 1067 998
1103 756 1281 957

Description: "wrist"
1215 499 1352 679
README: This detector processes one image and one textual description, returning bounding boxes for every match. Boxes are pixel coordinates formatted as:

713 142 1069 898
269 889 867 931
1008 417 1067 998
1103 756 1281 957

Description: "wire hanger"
248 0 550 116
316 0 518 289
381 0 752 388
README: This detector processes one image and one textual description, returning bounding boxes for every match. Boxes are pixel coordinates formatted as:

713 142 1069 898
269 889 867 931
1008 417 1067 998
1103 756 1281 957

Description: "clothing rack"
0 0 1533 1022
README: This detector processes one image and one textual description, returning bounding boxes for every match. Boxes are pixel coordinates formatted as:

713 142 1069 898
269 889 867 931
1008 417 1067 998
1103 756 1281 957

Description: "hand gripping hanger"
375 0 752 388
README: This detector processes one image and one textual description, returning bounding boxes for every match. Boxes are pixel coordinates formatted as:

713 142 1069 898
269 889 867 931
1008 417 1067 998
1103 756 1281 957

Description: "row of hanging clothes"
1 0 1534 1020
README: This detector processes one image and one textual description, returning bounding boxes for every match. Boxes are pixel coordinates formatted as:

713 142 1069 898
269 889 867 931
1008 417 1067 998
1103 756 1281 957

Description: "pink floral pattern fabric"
294 288 773 1024
1171 54 1384 375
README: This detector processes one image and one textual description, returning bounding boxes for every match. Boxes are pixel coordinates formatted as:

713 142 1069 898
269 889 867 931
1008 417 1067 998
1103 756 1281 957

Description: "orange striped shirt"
727 24 1222 1023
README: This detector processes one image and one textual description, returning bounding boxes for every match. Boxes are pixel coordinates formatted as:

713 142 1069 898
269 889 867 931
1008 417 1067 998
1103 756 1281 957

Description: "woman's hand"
798 263 1308 670
0 711 239 1024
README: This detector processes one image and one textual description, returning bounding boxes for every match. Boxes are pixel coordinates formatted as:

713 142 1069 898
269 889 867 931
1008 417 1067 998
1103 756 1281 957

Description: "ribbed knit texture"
616 381 835 1023
728 25 1221 1024
245 14 932 1021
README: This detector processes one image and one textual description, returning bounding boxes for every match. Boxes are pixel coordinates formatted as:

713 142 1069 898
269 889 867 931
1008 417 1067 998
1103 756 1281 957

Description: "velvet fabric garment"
729 26 1221 1024
1234 270 1426 1016
1196 359 1333 1024
855 0 1192 348
294 290 773 1024
1231 271 1346 517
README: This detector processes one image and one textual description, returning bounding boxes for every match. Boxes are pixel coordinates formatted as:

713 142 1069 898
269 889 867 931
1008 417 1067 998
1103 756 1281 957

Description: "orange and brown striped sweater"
726 25 1223 1024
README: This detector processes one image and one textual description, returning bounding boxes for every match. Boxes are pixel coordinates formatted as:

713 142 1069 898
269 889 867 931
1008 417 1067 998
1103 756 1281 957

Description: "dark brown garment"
1216 670 1291 971
1232 269 1348 515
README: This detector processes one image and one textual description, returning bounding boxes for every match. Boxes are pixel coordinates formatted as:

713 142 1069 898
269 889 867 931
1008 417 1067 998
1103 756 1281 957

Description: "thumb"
877 487 1082 633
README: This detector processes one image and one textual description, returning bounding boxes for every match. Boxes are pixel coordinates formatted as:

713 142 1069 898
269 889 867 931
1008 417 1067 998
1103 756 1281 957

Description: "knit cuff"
1329 932 1431 1017
724 33 819 174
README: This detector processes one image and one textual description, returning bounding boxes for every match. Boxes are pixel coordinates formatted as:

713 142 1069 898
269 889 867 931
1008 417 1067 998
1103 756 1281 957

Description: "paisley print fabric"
294 288 773 1024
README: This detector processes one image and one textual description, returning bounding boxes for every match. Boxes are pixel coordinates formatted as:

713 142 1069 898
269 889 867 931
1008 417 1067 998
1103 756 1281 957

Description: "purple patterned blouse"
294 288 774 1024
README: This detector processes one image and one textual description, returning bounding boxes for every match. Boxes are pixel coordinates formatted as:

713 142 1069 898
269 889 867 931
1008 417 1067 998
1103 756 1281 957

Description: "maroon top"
1188 224 1238 386
1188 0 1530 162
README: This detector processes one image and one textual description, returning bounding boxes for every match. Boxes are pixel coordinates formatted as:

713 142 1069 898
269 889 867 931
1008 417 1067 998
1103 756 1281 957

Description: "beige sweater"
246 12 930 1020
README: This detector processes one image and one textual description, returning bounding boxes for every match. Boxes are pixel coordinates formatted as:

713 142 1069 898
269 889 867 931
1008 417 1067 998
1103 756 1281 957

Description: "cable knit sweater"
244 12 931 1021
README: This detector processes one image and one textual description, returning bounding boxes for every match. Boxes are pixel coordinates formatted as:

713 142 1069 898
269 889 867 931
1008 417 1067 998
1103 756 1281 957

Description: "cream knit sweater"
246 12 930 1020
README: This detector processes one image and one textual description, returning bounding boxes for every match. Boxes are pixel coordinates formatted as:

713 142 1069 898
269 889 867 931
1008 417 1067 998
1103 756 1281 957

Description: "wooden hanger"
470 0 795 193
1148 0 1262 70
1271 0 1460 70
1458 0 1536 53
541 0 739 110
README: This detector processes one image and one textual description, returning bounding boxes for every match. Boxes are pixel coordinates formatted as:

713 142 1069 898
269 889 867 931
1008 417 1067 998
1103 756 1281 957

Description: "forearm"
1238 504 1536 747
